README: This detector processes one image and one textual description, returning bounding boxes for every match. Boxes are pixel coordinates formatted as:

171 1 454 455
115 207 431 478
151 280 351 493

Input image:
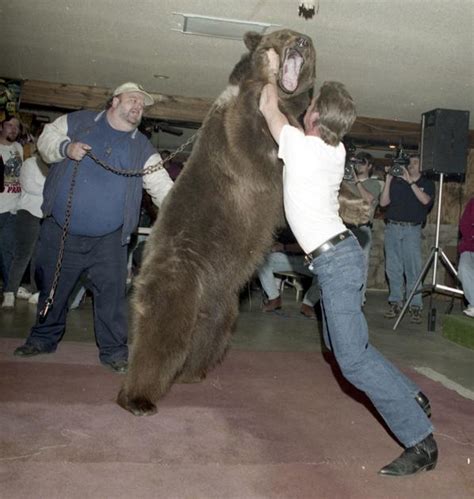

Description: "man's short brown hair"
316 81 356 147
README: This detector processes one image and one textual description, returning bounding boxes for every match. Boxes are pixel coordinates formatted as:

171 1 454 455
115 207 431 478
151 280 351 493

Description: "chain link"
86 131 199 176
39 159 80 322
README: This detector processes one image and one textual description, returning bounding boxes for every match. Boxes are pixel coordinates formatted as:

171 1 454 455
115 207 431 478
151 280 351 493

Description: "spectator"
346 151 382 302
458 197 474 317
2 152 47 307
13 82 173 373
379 155 435 323
0 115 23 303
258 226 319 319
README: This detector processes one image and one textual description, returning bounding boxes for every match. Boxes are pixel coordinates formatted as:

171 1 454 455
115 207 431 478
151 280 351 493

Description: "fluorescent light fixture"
173 13 279 40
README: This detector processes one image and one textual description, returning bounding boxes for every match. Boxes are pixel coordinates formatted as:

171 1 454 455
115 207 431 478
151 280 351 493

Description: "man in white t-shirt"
0 116 23 294
258 48 437 477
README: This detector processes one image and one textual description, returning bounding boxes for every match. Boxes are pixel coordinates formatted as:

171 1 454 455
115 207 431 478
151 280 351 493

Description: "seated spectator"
458 197 474 317
258 226 320 319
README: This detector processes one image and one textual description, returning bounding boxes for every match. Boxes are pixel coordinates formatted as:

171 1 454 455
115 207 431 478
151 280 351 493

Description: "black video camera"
343 156 365 181
389 149 410 177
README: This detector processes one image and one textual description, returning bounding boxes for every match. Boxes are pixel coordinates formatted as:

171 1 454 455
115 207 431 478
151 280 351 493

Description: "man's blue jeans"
309 234 433 447
384 222 423 308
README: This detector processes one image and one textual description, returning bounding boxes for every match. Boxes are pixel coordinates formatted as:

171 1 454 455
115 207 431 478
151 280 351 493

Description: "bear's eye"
296 37 309 48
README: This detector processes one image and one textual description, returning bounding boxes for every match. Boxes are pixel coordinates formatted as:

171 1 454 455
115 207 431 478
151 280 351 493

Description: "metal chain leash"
38 131 199 322
39 159 80 322
86 132 199 177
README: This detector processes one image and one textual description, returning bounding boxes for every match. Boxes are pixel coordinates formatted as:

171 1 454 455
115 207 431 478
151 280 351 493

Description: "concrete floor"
2 287 474 398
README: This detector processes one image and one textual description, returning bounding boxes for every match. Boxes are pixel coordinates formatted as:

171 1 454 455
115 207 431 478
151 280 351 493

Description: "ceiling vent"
173 13 278 40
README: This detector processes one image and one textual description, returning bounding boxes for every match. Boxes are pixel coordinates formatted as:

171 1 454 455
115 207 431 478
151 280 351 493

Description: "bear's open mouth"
280 47 304 93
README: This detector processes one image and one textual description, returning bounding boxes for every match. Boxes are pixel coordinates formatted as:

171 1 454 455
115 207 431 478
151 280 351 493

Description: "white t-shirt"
0 141 23 214
18 155 46 218
278 124 347 254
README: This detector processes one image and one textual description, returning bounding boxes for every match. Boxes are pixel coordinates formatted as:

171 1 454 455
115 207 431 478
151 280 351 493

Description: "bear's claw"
117 389 157 416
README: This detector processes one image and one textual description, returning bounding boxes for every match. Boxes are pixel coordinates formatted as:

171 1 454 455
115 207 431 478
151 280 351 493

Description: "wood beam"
21 80 474 147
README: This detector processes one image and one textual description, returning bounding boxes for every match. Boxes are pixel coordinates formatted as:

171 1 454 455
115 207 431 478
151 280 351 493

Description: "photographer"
345 152 381 303
380 154 435 322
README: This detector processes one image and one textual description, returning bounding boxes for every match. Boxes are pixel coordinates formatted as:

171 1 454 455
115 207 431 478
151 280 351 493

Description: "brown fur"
117 29 316 416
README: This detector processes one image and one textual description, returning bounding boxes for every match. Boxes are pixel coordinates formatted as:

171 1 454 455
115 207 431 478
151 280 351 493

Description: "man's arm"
400 168 432 206
379 175 392 207
37 114 91 163
258 49 288 145
354 178 375 205
142 152 174 207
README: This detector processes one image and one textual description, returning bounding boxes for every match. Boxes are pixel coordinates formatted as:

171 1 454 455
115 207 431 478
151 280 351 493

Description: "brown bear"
117 29 317 416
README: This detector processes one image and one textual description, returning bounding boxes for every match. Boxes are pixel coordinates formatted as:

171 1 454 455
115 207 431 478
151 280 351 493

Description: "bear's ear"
244 31 262 51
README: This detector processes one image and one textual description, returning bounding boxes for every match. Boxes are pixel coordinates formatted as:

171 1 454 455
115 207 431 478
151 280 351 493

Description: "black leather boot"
378 434 438 476
415 391 431 418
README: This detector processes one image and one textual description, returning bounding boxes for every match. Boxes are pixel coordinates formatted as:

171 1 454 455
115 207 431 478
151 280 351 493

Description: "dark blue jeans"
5 210 41 293
0 212 16 288
309 234 433 447
25 217 129 364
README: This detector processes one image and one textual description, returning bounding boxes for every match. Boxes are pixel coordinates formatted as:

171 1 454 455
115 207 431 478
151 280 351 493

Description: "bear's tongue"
281 50 303 92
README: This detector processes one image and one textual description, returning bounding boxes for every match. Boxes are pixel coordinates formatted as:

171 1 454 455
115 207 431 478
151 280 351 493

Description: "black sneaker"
384 302 401 319
409 307 422 324
13 344 52 357
102 359 128 374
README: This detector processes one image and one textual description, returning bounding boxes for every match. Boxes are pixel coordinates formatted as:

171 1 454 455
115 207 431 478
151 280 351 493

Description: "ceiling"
1 0 474 151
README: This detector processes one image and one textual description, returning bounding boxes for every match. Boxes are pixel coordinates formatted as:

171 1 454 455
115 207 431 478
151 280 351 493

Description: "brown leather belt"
304 230 352 264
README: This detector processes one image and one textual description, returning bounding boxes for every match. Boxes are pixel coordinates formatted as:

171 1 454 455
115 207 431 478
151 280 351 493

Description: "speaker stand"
393 173 464 331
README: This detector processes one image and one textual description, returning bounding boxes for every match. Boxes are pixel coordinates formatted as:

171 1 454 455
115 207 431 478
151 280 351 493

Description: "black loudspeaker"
420 108 470 175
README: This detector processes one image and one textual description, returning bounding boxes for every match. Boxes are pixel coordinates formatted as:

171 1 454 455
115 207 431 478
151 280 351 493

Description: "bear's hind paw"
117 389 157 416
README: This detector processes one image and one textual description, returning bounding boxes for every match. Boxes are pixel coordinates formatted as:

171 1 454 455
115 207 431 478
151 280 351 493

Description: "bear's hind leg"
117 274 199 415
177 291 239 383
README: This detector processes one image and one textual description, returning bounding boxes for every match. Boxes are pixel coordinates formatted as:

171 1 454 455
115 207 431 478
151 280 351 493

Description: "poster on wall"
0 78 22 120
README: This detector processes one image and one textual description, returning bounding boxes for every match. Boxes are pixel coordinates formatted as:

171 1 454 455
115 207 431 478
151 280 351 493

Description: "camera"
343 156 364 181
389 149 410 177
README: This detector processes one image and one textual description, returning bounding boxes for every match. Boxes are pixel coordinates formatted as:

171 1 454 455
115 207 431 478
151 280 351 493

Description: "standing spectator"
458 197 474 317
13 82 174 373
379 155 435 323
346 151 382 302
259 48 436 476
2 153 47 307
0 115 23 302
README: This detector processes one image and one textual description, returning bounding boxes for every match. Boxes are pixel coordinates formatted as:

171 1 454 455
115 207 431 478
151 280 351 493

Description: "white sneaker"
463 307 474 318
2 292 15 308
17 286 32 300
28 292 39 305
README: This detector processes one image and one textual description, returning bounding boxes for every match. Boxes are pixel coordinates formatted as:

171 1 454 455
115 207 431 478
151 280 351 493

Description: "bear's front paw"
117 388 157 416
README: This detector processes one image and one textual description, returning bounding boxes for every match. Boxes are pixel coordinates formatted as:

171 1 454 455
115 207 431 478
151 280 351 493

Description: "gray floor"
2 286 474 398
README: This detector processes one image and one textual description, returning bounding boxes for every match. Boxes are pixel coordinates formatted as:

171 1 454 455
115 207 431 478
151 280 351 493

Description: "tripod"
393 172 464 331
